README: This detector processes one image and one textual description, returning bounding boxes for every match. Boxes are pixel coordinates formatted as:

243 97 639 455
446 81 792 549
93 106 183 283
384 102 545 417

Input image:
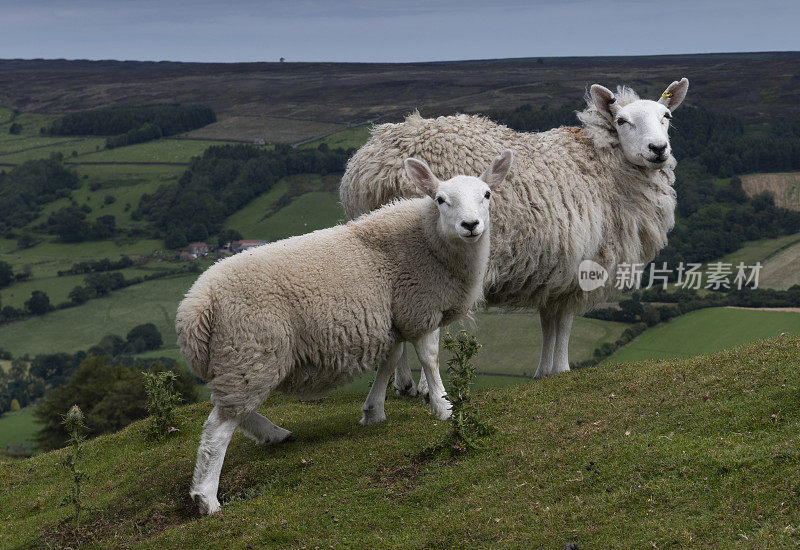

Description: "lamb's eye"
663 112 672 120
484 191 491 199
616 118 627 126
436 196 445 205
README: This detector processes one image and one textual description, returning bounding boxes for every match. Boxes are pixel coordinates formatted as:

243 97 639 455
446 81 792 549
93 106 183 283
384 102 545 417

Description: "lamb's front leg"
413 329 451 421
361 342 404 425
534 308 557 378
552 310 574 374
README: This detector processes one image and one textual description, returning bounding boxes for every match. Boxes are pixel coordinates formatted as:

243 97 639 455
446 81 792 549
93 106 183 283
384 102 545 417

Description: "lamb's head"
589 78 689 169
404 150 513 242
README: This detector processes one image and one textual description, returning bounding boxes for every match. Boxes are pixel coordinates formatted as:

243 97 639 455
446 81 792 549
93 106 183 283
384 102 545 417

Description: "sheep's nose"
648 143 668 156
461 220 479 232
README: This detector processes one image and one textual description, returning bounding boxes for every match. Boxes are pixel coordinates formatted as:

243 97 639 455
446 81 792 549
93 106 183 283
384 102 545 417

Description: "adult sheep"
340 78 688 385
177 150 513 515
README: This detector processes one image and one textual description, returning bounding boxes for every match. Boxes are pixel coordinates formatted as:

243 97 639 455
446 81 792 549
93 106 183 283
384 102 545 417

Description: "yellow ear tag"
661 91 674 99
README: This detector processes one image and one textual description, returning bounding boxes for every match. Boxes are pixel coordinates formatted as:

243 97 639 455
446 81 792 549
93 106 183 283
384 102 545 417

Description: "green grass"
0 407 41 455
759 239 800 290
75 139 235 164
1 336 799 548
300 125 371 150
0 137 106 164
0 136 74 154
0 112 61 137
0 106 13 125
608 307 800 363
0 274 197 356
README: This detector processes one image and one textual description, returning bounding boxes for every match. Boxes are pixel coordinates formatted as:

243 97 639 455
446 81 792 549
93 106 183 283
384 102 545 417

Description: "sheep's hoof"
192 492 221 516
420 392 430 405
394 383 418 398
432 408 452 421
360 407 387 425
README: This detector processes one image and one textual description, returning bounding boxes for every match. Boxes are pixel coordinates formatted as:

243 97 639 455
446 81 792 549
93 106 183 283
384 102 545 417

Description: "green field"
719 231 800 266
0 112 61 137
608 307 800 363
758 239 800 290
300 125 371 150
225 173 346 240
2 336 798 548
0 407 40 455
74 138 234 164
0 137 106 164
0 274 198 356
0 106 13 125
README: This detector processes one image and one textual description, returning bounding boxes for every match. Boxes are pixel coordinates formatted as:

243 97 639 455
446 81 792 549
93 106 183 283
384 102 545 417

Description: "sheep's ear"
480 149 513 188
590 84 619 122
657 77 689 111
404 158 440 198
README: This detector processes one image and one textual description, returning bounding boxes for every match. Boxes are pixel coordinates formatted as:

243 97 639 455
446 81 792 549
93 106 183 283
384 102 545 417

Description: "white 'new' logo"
578 260 608 291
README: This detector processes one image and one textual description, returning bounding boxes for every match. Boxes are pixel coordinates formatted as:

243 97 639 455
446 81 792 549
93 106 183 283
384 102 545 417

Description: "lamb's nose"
461 220 479 232
648 143 668 156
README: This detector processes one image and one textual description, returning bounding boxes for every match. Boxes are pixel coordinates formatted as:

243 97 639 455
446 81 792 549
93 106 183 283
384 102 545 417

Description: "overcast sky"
2 0 798 63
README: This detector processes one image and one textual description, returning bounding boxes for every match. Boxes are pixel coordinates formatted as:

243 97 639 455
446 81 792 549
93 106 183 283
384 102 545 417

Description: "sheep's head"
590 78 689 169
404 150 513 242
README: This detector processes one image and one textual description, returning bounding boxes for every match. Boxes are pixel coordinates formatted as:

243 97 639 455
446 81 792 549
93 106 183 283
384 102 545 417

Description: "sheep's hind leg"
239 411 295 444
392 344 418 397
362 342 404 425
413 329 451 421
552 310 574 374
534 308 557 378
190 405 240 515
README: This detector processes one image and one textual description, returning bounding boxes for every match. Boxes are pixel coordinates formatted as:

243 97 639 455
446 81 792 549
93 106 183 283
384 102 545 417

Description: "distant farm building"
188 242 210 255
231 240 268 253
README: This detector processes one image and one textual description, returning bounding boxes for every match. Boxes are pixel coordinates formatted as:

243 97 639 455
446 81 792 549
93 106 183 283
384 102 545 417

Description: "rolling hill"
1 336 798 548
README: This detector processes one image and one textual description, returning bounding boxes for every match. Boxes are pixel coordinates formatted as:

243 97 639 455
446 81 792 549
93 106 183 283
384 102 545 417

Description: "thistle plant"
61 405 88 528
142 370 182 439
442 331 494 451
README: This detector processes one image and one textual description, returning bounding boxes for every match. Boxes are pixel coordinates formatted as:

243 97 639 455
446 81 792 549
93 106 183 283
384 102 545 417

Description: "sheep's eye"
663 112 672 120
484 191 491 199
616 118 627 126
436 196 445 205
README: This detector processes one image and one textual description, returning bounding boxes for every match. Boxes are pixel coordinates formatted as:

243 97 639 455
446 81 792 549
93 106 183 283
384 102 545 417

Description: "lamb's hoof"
283 433 296 442
394 383 418 398
192 492 221 516
420 392 430 405
360 406 387 425
360 413 387 426
432 408 452 421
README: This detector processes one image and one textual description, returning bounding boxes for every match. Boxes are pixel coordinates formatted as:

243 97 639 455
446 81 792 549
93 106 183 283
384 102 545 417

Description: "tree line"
46 104 216 149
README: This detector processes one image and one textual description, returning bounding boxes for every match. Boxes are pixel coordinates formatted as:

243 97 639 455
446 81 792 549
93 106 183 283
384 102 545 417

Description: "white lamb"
340 78 688 387
176 150 513 515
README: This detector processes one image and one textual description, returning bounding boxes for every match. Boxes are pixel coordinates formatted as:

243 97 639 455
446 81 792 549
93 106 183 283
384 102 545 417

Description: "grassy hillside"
759 239 800 290
608 307 800 364
1 336 798 548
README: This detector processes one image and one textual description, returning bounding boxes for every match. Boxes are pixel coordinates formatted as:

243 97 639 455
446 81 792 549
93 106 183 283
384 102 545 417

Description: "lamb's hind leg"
190 405 240 515
534 308 557 378
362 342 404 425
239 411 295 444
552 309 574 374
393 344 418 397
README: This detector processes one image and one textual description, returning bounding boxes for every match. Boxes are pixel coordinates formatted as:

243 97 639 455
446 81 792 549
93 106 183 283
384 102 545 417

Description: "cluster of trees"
34 355 198 450
58 256 134 276
0 260 32 288
0 158 79 232
0 322 172 420
46 205 116 242
47 104 216 149
134 143 352 247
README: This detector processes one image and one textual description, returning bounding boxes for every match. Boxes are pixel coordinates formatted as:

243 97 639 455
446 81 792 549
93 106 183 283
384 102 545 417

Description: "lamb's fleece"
340 90 676 313
176 198 486 417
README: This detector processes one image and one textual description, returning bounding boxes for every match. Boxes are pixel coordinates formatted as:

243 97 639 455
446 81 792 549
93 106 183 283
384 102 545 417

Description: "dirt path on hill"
725 306 800 313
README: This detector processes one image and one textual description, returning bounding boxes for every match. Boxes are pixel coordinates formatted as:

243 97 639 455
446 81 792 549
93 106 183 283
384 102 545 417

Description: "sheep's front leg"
238 411 295 444
190 406 240 515
534 308 557 378
392 344 418 397
362 342 404 425
413 329 451 421
552 310 574 374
